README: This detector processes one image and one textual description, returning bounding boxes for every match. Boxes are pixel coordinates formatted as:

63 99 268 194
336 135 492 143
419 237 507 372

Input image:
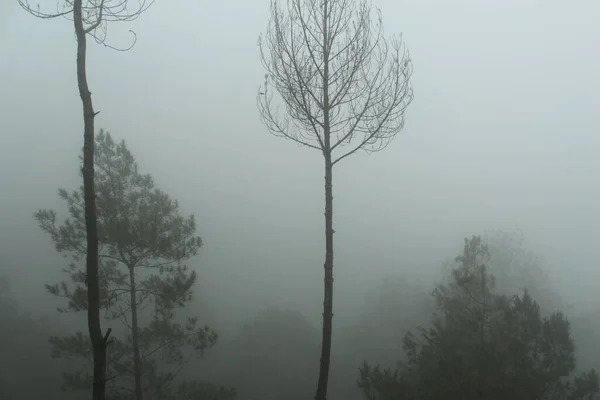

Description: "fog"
1 0 600 399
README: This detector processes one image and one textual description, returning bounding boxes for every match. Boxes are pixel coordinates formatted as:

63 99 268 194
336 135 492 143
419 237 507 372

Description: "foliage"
35 130 231 399
345 275 433 368
359 235 599 400
483 228 564 312
170 380 237 400
0 276 75 400
571 309 600 375
208 308 320 400
0 275 15 317
19 1 158 398
358 362 408 400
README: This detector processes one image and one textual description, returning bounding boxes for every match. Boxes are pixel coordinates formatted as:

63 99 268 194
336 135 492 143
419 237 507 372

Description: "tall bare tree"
18 1 155 399
257 1 413 399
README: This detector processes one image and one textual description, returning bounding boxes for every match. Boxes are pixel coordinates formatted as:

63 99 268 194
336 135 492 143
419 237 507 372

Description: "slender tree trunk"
315 3 333 397
128 266 143 400
74 1 108 399
316 153 334 400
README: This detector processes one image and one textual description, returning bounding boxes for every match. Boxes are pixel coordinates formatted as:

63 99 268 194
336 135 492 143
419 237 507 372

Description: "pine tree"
359 235 599 400
36 130 232 400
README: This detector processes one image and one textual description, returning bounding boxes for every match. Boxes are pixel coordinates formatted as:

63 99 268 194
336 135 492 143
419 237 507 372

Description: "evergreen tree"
358 235 599 400
200 308 320 400
35 130 233 400
19 1 157 397
483 228 564 312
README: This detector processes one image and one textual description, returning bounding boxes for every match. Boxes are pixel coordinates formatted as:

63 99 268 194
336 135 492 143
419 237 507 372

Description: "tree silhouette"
257 1 413 398
19 1 155 398
359 236 599 400
36 131 223 400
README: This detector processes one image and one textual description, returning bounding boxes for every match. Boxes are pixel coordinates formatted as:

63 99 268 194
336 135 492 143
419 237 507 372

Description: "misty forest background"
2 0 600 399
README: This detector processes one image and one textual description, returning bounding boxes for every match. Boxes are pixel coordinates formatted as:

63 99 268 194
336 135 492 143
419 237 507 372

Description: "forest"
2 0 600 399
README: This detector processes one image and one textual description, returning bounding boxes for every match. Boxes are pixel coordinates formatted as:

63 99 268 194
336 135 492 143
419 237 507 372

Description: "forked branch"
18 0 154 51
257 0 413 164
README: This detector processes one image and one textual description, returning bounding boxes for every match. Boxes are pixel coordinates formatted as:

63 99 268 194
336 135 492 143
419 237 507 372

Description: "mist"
1 0 600 399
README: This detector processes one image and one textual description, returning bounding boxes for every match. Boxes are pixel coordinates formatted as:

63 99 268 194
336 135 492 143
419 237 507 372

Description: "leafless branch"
257 0 413 164
18 0 153 51
258 3 414 399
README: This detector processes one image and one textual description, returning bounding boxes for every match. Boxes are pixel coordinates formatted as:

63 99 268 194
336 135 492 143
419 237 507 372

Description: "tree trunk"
315 0 334 390
128 266 143 400
315 1 333 393
73 1 108 399
315 153 334 400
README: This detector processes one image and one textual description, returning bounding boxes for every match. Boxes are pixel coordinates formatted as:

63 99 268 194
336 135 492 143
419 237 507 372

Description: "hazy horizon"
1 0 599 346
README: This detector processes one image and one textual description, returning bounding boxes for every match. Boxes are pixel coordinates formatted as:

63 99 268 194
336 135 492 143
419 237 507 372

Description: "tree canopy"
35 130 229 400
359 235 599 400
215 308 320 400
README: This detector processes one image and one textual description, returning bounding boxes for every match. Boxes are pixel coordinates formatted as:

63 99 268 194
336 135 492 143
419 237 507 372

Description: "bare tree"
257 0 413 399
18 1 155 399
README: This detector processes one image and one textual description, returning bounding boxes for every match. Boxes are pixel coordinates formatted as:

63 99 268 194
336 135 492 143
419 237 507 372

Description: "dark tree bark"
316 152 334 400
19 1 155 399
315 4 334 395
73 2 109 399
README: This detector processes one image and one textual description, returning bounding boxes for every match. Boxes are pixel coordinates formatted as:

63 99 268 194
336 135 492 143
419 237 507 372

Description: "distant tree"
0 276 20 400
483 229 543 289
438 229 565 316
19 1 156 398
0 275 15 316
359 235 599 400
207 308 320 400
332 276 428 400
35 131 231 400
257 0 413 397
0 276 72 400
571 308 600 378
344 275 432 368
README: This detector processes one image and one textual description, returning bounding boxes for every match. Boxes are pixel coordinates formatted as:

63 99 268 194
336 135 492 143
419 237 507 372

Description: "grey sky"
1 0 599 327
